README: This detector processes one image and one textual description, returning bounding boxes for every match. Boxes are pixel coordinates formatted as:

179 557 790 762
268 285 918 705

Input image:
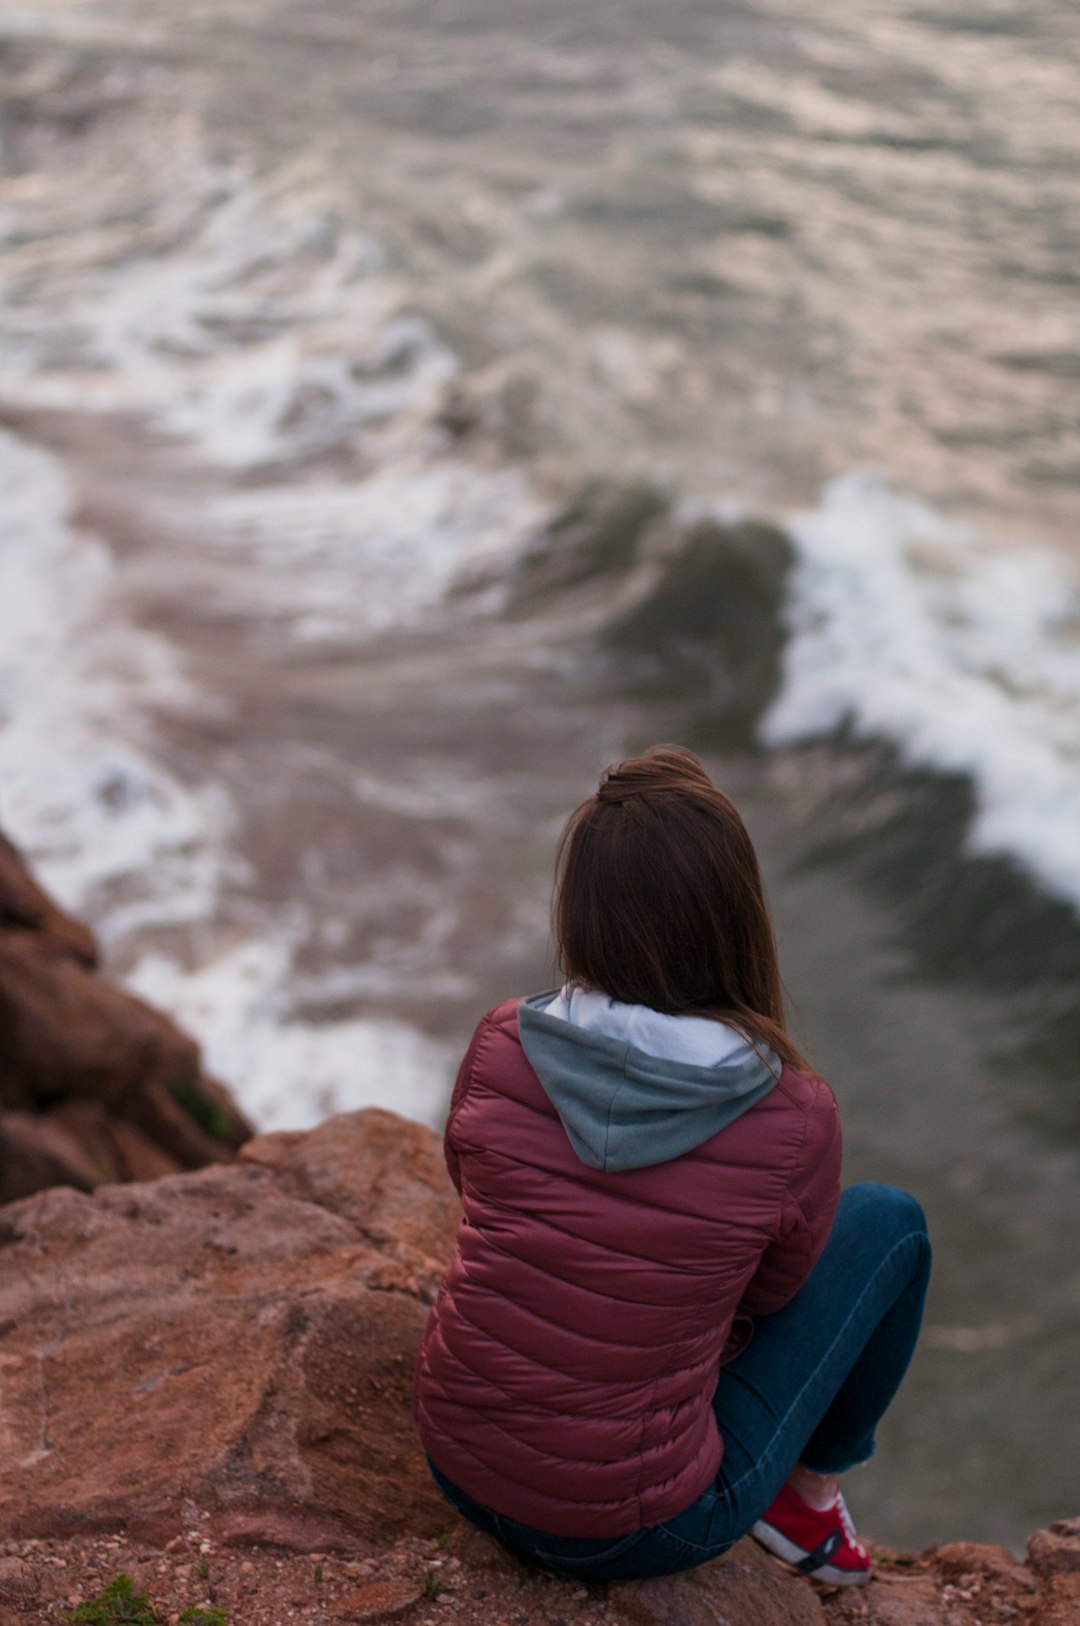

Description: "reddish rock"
238 1111 462 1295
218 1510 377 1555
1034 1574 1080 1626
934 1539 1036 1587
0 1108 863 1626
441 1523 533 1576
0 1553 39 1612
107 1117 186 1182
0 1108 99 1198
0 1099 1075 1626
45 1097 132 1181
332 1577 424 1619
0 826 251 1200
0 1111 457 1549
610 1538 827 1626
0 830 96 966
823 1540 1065 1626
1030 1519 1080 1579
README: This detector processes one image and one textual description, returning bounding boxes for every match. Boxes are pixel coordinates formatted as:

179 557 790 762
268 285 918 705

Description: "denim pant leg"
662 1181 932 1557
797 1188 934 1474
425 1183 931 1582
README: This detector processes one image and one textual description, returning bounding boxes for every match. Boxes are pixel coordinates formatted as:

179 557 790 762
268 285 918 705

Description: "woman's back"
414 749 929 1586
412 993 841 1539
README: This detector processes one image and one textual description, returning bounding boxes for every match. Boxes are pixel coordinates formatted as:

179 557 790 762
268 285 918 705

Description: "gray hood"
518 990 779 1173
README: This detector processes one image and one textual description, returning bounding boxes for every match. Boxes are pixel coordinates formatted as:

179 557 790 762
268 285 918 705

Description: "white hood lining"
545 984 754 1070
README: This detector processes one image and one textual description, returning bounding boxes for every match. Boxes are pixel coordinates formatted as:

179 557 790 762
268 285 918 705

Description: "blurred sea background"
1 0 1078 1553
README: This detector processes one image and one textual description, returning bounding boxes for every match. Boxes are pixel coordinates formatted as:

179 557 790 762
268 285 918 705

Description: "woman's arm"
442 1014 495 1195
738 1080 843 1318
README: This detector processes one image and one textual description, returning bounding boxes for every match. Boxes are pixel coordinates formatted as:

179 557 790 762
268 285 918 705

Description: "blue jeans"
425 1182 931 1581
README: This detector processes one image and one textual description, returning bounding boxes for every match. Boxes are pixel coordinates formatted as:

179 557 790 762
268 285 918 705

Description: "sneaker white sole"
751 1519 873 1587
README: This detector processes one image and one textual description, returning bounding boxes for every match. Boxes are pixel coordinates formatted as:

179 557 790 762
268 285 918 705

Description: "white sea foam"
0 416 481 1132
0 433 458 1126
0 167 458 471
199 457 540 640
762 472 1080 911
0 167 532 1132
0 165 541 639
0 427 231 925
127 939 454 1133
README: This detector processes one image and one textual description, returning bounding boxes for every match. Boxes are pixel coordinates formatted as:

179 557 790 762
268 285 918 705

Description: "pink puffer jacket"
412 996 842 1538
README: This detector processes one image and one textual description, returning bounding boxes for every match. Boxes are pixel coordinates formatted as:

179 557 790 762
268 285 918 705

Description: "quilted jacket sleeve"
442 1014 491 1196
737 1078 843 1318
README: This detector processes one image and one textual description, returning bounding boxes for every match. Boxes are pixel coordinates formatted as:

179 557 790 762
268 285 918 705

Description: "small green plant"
70 1574 159 1625
313 1563 324 1585
423 1574 446 1599
196 1559 211 1581
435 1529 453 1551
167 1072 233 1141
178 1609 229 1626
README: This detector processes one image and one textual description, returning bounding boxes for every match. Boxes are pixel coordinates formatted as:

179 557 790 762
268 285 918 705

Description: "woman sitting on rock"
412 745 931 1585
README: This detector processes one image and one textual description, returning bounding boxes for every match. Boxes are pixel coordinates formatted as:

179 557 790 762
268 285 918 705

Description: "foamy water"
763 473 1080 909
128 940 454 1132
0 427 230 926
0 159 538 1132
0 416 472 1131
4 140 1080 1156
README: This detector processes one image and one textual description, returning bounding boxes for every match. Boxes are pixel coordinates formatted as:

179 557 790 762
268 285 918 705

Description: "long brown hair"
554 745 809 1072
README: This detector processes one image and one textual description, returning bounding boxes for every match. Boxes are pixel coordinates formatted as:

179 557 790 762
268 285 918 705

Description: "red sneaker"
752 1481 872 1586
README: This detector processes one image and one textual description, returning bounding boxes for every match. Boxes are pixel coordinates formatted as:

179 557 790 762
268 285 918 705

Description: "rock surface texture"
0 1105 1077 1623
0 829 251 1202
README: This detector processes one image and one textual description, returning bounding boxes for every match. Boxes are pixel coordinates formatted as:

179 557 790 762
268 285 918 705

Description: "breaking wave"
763 472 1080 914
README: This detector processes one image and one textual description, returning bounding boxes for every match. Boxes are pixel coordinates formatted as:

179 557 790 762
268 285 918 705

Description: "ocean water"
1 0 1078 1552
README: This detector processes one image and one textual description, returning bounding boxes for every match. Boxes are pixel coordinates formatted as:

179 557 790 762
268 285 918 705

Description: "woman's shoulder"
472 992 571 1040
772 1062 841 1128
455 997 533 1084
772 1064 843 1174
470 996 526 1041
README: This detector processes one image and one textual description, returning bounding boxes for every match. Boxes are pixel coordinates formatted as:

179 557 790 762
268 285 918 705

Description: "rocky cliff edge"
0 831 251 1203
0 1107 1077 1626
